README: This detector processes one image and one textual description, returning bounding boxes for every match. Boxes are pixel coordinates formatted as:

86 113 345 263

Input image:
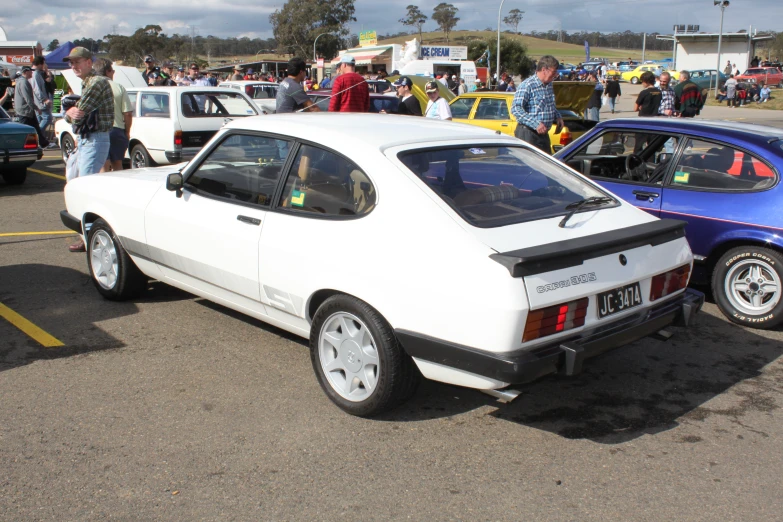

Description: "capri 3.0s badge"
537 272 597 293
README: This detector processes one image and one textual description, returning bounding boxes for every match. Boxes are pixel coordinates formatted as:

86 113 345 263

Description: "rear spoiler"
490 219 687 277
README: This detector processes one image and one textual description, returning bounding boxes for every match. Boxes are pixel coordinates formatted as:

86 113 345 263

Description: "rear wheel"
2 167 27 185
712 246 783 329
310 295 419 417
61 133 75 162
130 144 154 169
630 76 639 85
86 218 147 301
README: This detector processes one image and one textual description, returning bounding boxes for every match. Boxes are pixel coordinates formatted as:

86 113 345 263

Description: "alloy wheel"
318 312 380 402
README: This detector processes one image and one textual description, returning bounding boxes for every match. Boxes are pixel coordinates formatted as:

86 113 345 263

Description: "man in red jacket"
328 54 370 113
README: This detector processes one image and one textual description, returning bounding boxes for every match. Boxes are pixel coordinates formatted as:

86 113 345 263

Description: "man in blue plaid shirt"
511 55 564 154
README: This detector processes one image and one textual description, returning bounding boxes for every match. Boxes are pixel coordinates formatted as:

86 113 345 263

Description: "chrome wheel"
90 230 119 290
131 148 147 169
61 134 75 161
725 259 781 316
318 312 379 402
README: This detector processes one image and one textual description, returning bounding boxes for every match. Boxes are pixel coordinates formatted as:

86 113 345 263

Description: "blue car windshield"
398 145 614 228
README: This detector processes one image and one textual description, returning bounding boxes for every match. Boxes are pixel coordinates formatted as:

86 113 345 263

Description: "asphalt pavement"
1 136 782 520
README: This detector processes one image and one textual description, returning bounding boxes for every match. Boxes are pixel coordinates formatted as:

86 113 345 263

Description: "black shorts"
108 127 129 162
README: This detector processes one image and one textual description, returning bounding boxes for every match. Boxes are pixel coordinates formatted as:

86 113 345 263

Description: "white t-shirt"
425 97 452 120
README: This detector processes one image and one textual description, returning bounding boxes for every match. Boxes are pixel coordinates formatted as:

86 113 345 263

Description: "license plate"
597 282 643 318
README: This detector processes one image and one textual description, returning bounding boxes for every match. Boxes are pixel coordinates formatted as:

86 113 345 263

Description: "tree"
399 5 428 45
432 3 459 44
503 9 524 35
468 37 532 78
46 39 60 52
270 0 356 59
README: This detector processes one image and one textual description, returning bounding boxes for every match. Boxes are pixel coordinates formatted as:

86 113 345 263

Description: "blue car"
555 118 783 329
0 106 42 185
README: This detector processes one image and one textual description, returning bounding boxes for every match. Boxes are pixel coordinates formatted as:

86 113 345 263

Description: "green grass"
705 95 783 110
379 30 670 63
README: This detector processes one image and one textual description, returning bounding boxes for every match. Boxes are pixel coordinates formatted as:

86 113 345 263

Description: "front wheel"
86 218 147 301
310 295 419 417
2 167 27 185
712 246 783 329
61 133 75 162
630 76 639 85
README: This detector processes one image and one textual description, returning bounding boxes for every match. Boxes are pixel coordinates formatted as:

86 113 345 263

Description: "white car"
60 114 703 416
55 86 261 168
219 81 279 114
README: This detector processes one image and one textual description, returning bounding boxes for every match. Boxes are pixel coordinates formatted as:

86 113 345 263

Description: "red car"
735 67 783 87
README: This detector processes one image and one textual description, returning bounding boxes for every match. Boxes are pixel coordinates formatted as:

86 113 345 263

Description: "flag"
584 40 590 62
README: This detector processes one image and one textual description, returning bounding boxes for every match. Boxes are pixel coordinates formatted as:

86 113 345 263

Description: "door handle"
501 123 509 127
237 215 261 225
632 190 660 201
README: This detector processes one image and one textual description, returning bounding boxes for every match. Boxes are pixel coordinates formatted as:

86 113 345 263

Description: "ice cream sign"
419 46 468 61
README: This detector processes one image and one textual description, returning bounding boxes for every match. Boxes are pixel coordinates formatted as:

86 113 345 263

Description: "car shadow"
0 264 190 373
0 157 65 197
381 311 782 444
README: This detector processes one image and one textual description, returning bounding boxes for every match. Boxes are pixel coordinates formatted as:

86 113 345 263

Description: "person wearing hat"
158 62 178 86
14 66 50 147
141 55 156 85
328 54 370 113
231 65 244 81
424 80 452 120
391 76 422 116
244 68 254 80
62 46 115 251
469 77 481 92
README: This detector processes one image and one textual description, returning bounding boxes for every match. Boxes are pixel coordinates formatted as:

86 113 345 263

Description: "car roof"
127 86 241 93
220 81 278 86
223 113 517 151
595 118 783 146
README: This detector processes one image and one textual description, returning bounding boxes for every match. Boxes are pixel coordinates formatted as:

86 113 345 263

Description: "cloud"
31 14 57 26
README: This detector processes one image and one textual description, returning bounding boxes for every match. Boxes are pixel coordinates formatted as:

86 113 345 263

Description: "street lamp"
496 0 507 89
313 32 334 63
714 0 729 97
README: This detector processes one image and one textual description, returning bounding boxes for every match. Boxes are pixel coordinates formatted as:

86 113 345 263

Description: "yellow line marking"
28 168 65 181
0 302 64 348
0 231 76 237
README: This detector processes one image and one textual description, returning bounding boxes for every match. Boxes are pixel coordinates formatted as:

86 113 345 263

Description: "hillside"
379 30 669 63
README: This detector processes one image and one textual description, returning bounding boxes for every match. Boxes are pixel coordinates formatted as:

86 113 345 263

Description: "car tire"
631 76 639 85
61 133 75 162
130 144 154 169
86 218 147 301
2 167 27 185
310 294 420 417
712 246 783 329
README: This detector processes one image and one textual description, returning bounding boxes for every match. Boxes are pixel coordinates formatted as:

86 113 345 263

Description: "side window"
571 131 679 182
450 97 476 119
279 144 376 216
186 134 291 206
474 98 510 120
127 92 138 114
181 92 257 117
139 93 170 118
670 139 777 191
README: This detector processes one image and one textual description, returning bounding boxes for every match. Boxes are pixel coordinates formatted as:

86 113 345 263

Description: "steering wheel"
624 154 647 181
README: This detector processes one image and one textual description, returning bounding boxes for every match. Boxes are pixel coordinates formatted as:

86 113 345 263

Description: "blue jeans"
587 107 600 121
607 96 617 112
78 132 110 176
38 111 53 131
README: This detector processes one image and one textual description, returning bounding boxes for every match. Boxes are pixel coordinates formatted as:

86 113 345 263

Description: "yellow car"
620 65 663 84
448 82 597 153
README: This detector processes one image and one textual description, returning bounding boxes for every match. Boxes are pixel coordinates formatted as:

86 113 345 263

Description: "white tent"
61 65 146 95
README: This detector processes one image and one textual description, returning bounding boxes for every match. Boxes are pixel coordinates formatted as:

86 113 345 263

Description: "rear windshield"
398 145 614 228
180 92 257 117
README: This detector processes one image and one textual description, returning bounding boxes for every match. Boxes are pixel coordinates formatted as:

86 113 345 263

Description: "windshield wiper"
558 196 614 228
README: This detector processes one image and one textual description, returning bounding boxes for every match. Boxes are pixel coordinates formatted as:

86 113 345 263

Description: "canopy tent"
61 65 145 95
45 41 75 70
331 46 393 66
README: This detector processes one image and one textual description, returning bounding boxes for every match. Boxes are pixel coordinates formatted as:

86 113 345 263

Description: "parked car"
674 69 726 91
735 67 783 88
0 106 42 185
219 80 279 113
59 114 702 416
448 82 598 153
55 86 261 168
306 91 401 114
621 65 663 84
556 118 783 329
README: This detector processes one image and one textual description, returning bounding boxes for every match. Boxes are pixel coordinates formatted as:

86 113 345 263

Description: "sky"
0 0 779 48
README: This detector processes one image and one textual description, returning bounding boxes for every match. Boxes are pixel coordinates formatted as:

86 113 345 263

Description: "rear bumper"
2 148 42 165
396 288 704 385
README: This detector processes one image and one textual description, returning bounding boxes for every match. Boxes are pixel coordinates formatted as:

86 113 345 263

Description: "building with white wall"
657 31 773 72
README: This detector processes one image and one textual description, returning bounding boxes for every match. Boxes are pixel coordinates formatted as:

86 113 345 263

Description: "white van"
399 60 477 84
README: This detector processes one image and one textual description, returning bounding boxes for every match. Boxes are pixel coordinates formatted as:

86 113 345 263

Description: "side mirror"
166 172 183 198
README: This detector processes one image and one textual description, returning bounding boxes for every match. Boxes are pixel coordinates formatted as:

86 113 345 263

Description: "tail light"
559 130 572 146
650 264 691 302
24 133 38 149
174 130 182 147
523 297 589 342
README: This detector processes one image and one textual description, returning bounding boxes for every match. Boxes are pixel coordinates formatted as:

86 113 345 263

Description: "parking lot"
2 121 783 521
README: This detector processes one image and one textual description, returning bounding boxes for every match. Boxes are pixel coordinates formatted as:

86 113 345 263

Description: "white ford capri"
61 114 703 416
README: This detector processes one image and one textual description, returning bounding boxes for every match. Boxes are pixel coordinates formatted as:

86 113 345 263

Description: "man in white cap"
424 80 452 120
328 54 369 112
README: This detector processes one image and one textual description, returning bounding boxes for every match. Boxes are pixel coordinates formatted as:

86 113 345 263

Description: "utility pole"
642 33 646 62
714 1 729 98
187 25 199 62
